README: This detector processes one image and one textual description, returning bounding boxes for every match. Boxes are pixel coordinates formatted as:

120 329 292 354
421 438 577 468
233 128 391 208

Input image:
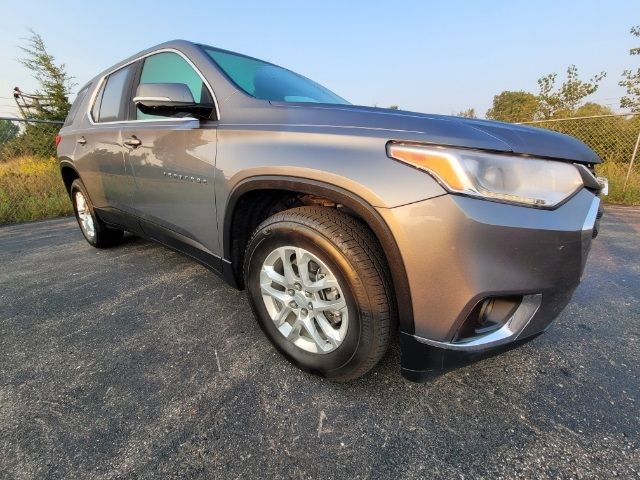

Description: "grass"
0 155 637 226
0 156 73 225
595 161 640 206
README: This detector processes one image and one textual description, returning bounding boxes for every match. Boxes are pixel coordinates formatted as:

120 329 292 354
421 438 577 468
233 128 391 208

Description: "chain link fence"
0 117 71 224
519 113 640 204
1 113 639 225
0 117 61 159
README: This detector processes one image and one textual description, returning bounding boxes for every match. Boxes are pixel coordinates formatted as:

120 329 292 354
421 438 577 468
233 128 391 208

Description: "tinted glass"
97 65 133 122
204 47 348 105
91 82 105 122
136 52 209 119
64 83 91 126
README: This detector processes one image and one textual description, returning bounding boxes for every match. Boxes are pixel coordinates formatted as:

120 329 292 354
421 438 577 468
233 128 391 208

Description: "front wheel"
244 207 396 381
70 179 124 248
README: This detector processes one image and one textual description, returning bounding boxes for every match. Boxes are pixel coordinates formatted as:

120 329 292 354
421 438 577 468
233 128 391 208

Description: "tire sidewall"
70 179 99 246
245 219 376 378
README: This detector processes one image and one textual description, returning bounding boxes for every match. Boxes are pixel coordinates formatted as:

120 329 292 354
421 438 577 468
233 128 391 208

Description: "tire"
244 206 396 381
70 179 124 248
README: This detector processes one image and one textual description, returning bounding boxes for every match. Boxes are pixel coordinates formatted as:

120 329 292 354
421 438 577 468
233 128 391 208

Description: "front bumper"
377 188 600 381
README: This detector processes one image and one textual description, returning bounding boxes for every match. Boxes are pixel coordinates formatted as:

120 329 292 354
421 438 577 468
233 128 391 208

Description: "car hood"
274 104 601 164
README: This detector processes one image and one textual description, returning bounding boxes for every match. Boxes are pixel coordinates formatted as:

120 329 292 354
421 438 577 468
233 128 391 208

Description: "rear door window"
92 64 135 123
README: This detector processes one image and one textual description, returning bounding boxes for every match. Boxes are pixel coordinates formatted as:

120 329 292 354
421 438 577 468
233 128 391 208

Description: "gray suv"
57 40 605 382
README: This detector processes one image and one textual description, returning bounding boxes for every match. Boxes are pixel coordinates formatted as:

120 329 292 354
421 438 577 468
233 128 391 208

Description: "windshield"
203 46 349 105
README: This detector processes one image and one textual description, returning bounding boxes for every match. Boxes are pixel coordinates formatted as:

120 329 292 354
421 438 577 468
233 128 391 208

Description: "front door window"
136 52 212 120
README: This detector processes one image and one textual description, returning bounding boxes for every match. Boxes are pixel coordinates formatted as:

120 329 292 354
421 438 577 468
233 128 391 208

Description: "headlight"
387 143 583 208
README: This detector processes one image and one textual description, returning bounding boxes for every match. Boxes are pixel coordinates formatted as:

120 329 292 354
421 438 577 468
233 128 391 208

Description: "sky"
0 0 638 118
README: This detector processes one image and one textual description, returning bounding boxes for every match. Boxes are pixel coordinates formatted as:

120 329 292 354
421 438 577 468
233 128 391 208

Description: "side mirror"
133 83 214 120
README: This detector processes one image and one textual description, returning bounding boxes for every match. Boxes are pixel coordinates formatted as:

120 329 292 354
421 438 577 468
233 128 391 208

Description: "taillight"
55 134 62 146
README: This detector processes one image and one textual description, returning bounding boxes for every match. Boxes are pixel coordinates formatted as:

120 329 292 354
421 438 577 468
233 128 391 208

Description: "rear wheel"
244 206 395 381
70 179 124 248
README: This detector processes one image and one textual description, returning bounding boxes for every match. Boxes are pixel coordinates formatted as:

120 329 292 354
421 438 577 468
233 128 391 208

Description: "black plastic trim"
93 206 224 275
93 206 144 235
400 331 542 382
223 175 415 333
58 160 79 193
139 218 223 273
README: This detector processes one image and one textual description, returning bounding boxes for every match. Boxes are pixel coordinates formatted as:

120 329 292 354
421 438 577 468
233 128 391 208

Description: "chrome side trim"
86 48 220 125
582 196 600 231
88 117 197 125
132 96 171 103
412 294 543 351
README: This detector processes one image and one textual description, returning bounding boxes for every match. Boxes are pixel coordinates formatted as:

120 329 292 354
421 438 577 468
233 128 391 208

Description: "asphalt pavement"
0 206 638 479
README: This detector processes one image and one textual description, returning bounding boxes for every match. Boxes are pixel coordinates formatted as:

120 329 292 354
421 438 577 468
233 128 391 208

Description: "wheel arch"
223 175 415 333
59 160 80 195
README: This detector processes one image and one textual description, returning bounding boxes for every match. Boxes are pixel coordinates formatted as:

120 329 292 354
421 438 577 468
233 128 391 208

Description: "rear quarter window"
63 83 91 126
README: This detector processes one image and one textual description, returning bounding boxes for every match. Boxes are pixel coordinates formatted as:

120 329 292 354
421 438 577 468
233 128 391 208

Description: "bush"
0 122 60 161
595 161 640 206
0 156 72 224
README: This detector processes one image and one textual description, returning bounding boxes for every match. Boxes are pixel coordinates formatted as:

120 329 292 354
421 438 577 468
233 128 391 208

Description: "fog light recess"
456 296 524 342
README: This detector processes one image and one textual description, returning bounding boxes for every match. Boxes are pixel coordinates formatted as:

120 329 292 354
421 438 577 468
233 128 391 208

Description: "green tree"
537 65 606 119
18 30 75 121
620 25 640 112
0 120 19 145
574 102 615 117
2 30 76 159
456 108 477 118
485 91 539 122
559 103 626 161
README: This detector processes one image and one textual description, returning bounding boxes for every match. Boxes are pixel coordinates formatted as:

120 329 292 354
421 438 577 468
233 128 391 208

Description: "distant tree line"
4 26 640 160
457 25 640 122
484 65 607 122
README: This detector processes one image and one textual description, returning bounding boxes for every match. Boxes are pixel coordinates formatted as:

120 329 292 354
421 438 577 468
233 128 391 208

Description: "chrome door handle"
123 136 142 147
76 136 86 145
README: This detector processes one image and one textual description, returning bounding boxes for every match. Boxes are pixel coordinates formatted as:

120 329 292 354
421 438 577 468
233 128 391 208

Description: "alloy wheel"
75 191 96 241
259 246 349 354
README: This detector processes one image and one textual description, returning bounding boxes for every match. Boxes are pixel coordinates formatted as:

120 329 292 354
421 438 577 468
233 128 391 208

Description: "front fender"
222 175 417 334
215 124 446 210
214 125 447 334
